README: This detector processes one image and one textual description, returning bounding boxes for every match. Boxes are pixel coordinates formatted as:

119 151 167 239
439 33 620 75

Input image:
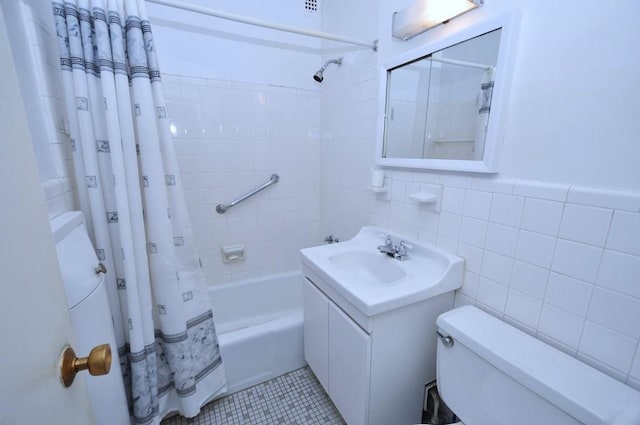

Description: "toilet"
435 306 640 425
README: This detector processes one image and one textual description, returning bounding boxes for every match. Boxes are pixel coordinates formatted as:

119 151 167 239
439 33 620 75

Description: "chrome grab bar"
216 174 279 214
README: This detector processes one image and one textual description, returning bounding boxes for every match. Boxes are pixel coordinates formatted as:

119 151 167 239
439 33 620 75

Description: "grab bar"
216 174 279 214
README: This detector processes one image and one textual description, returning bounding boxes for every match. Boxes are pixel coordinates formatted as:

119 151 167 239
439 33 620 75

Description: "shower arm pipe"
146 0 378 51
216 174 279 214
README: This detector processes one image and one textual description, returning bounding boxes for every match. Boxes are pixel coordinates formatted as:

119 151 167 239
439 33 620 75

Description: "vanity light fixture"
392 0 483 40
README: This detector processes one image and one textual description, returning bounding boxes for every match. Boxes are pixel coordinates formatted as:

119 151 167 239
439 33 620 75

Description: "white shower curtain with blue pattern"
52 1 226 423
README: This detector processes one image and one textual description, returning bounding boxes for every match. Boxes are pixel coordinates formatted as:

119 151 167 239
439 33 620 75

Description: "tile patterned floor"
161 366 346 425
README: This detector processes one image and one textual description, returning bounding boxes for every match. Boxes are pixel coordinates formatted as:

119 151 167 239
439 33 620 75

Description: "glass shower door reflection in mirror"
383 58 433 159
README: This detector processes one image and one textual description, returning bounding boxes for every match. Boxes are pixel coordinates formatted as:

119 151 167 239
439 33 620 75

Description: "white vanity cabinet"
304 279 371 425
303 275 455 425
303 279 330 389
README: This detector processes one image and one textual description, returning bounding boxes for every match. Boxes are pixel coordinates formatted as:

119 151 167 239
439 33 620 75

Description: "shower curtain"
52 0 226 423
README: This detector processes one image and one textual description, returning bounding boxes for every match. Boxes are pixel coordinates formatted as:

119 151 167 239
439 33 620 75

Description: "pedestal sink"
300 226 464 425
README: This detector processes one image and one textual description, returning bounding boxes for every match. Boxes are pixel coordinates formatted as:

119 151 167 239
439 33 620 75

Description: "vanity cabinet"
303 275 454 425
304 280 371 425
303 279 330 389
328 296 372 425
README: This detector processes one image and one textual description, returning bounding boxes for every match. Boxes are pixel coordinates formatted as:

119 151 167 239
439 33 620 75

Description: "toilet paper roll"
371 169 385 188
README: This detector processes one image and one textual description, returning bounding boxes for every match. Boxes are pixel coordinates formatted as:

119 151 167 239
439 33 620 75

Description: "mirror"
376 11 520 173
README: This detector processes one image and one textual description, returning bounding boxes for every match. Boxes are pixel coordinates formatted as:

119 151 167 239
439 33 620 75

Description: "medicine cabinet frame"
375 10 521 173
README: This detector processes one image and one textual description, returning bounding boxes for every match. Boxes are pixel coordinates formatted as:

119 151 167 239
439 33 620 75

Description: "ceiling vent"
305 0 318 12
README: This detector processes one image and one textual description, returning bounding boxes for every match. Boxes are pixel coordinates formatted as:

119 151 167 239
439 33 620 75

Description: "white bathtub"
210 271 306 395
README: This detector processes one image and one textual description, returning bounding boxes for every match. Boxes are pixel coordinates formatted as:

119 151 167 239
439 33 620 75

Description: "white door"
0 8 95 425
328 303 371 425
303 279 330 391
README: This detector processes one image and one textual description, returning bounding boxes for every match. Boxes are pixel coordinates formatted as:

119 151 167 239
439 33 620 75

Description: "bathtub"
210 271 306 395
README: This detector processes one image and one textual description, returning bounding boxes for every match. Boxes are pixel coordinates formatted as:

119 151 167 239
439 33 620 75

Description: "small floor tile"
161 366 346 425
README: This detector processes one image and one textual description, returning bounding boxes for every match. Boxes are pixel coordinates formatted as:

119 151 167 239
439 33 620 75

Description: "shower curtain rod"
430 55 490 70
146 0 378 51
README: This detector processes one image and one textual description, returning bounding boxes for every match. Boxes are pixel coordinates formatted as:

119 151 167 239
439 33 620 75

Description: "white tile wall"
505 289 542 330
515 230 556 269
163 74 321 285
7 1 76 217
459 217 487 248
551 239 602 283
607 211 640 256
597 250 640 299
588 288 640 339
477 277 508 312
559 204 612 246
545 273 592 316
485 223 518 256
481 251 513 286
631 350 640 390
441 187 466 214
320 51 378 242
370 170 640 386
462 190 492 220
521 198 564 236
538 304 584 350
579 321 637 375
489 193 524 227
509 261 548 299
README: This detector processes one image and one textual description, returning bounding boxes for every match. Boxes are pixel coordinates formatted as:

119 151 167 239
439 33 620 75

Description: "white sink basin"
328 250 407 285
300 226 464 317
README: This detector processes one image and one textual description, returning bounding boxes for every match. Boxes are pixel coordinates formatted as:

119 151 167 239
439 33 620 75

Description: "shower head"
312 70 324 83
313 57 343 83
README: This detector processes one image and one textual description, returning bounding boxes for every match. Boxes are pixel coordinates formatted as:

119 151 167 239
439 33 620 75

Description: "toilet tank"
436 306 640 425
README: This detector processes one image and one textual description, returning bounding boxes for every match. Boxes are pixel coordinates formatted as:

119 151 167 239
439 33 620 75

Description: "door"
303 279 329 391
328 303 371 425
0 8 95 424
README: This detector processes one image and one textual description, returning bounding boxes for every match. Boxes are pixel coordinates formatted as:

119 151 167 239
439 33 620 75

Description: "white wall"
318 0 379 240
2 0 76 218
500 1 640 189
378 0 640 191
320 0 640 388
147 0 323 90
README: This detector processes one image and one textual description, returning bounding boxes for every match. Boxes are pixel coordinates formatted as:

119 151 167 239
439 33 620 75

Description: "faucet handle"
395 241 411 260
324 235 339 244
398 241 412 251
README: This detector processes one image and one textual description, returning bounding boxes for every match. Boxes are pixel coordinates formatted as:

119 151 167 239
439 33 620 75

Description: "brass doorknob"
59 344 112 387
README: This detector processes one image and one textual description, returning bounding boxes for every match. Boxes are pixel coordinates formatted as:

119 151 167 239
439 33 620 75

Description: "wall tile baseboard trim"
477 177 640 212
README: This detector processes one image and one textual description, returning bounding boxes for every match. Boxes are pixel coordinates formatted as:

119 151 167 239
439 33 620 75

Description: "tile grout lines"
161 366 346 425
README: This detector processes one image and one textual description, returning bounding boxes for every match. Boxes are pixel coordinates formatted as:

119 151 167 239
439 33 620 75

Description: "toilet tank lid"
437 306 640 425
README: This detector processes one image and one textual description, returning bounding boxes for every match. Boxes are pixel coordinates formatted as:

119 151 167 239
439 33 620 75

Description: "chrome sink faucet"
377 235 410 261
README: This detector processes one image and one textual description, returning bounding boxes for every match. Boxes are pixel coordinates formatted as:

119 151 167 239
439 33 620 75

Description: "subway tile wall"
163 74 322 285
369 171 640 389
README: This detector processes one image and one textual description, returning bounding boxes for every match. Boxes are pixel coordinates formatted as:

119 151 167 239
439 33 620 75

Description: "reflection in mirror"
383 29 501 161
376 10 520 173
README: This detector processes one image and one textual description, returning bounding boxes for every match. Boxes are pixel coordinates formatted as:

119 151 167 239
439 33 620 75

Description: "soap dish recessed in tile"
408 192 438 203
366 185 388 193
